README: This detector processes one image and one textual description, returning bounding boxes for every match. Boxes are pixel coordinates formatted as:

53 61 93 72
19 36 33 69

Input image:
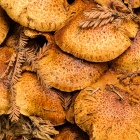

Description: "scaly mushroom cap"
0 46 14 115
0 6 10 45
112 30 140 72
37 43 108 92
0 0 69 32
14 72 66 126
54 124 89 140
55 5 138 62
74 69 140 140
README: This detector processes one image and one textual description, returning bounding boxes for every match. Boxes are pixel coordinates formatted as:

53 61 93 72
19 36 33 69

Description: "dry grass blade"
58 92 72 110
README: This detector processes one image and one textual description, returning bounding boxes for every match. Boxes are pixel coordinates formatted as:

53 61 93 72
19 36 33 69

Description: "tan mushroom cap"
14 72 66 126
54 124 89 140
0 7 10 45
0 0 69 32
37 43 108 92
74 69 140 140
112 30 140 72
55 7 138 62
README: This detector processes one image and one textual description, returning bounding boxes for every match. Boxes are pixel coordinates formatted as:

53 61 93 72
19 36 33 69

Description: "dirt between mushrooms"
0 0 140 140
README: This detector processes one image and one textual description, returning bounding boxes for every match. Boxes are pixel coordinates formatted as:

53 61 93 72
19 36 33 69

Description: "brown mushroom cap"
54 123 89 140
0 0 69 32
14 72 66 126
112 30 140 72
74 69 140 140
0 6 10 45
55 7 138 62
37 43 108 92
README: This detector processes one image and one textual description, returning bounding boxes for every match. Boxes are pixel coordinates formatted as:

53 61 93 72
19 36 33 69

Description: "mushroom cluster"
0 0 140 139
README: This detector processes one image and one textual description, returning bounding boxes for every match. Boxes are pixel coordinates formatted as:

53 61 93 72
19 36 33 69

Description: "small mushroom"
74 69 140 140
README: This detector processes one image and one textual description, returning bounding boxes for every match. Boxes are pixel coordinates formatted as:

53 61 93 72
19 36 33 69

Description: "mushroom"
14 72 66 126
74 69 140 140
55 3 138 62
0 6 10 45
35 41 108 92
0 0 70 32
